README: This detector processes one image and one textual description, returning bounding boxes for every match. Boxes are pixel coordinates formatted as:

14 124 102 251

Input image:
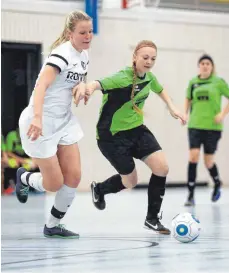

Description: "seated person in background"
1 135 8 166
4 128 39 193
1 134 10 194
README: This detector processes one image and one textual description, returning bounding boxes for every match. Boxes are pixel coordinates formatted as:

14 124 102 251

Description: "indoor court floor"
1 187 229 273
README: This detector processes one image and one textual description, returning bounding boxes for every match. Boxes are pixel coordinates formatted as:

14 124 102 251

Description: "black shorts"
188 128 221 154
97 125 162 175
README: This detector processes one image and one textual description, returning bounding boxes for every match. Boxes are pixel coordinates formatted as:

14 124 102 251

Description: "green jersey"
1 135 6 152
186 75 229 131
97 67 163 139
6 130 25 156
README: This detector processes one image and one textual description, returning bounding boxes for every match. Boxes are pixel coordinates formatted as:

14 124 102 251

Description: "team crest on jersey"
81 61 86 70
81 60 89 70
134 94 149 108
134 85 140 95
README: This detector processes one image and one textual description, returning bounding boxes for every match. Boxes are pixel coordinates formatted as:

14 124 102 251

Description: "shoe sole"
143 225 171 235
16 167 28 203
44 234 80 239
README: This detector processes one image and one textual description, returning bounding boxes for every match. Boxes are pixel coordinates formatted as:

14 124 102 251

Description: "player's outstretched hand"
84 81 98 105
169 107 187 125
84 89 91 105
72 82 86 106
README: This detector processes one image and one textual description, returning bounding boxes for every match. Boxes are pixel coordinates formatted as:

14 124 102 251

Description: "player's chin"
82 42 91 49
143 67 152 72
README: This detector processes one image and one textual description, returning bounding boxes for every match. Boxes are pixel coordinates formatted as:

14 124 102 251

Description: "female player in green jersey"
74 40 186 234
184 54 229 206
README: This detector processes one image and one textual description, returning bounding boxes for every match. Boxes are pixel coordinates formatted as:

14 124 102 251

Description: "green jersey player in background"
75 40 186 235
184 54 229 206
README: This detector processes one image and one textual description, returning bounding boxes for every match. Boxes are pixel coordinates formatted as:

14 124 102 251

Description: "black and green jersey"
186 75 229 131
97 67 163 139
6 130 25 156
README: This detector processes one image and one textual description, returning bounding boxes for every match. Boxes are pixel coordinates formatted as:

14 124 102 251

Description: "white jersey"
28 41 89 117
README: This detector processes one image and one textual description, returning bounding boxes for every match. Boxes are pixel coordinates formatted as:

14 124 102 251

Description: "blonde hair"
50 10 92 51
131 40 157 115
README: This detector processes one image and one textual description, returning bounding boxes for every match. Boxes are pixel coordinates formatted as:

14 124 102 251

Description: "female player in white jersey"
16 10 93 238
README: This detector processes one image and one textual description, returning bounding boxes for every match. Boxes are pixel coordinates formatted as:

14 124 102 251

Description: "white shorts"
19 107 84 158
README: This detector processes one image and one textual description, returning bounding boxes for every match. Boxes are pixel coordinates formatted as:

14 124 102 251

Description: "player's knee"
204 159 214 169
121 169 138 189
189 150 200 163
163 164 169 176
121 173 138 189
45 181 64 192
189 154 199 163
63 171 81 188
45 178 64 192
190 158 199 164
122 178 138 189
154 163 169 177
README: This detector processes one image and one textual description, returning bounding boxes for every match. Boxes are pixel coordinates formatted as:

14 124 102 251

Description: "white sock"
46 184 76 228
21 172 45 192
21 172 30 185
46 215 61 228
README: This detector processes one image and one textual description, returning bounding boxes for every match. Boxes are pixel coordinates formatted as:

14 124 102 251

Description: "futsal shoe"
43 224 79 239
91 181 106 210
16 167 30 203
144 218 171 235
184 193 195 206
212 182 221 202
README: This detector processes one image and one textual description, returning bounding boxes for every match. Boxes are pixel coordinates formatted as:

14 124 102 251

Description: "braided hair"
131 40 157 115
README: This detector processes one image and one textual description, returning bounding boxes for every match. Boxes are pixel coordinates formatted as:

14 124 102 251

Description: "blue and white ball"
171 212 201 243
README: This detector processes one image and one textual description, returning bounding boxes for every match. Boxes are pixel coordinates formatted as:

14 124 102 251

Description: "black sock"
146 173 166 220
97 174 126 195
51 206 66 220
187 162 197 197
208 164 220 185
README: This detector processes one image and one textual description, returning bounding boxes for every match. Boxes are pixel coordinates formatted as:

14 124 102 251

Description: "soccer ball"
171 212 201 243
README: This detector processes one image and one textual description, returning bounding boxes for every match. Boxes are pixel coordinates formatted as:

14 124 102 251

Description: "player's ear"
66 29 71 40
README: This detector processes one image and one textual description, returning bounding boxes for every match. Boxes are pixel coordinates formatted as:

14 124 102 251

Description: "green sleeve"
98 70 128 93
186 80 193 100
219 78 229 98
1 135 6 152
6 131 16 152
150 75 163 93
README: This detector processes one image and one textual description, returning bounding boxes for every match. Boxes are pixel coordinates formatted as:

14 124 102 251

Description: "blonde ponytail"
50 29 68 51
